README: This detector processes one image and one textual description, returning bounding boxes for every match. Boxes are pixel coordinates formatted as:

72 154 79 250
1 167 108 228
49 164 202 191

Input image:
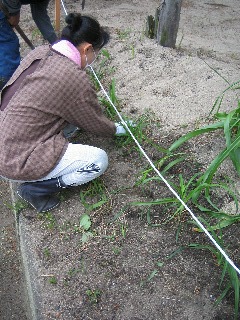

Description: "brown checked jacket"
0 45 116 180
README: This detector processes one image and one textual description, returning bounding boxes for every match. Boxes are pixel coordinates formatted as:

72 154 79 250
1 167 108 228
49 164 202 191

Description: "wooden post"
55 0 61 35
157 0 182 48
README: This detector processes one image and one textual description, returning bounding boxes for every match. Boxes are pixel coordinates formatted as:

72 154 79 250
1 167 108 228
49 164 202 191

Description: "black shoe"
16 178 66 213
17 184 60 213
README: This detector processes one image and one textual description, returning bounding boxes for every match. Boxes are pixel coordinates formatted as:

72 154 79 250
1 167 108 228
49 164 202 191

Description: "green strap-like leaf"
130 197 177 206
202 135 240 184
169 121 224 152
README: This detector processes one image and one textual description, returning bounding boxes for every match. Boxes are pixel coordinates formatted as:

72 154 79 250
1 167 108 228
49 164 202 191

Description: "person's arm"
62 72 116 137
30 0 57 44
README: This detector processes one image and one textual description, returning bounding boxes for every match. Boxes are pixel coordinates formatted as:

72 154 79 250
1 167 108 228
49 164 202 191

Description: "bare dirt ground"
3 0 240 319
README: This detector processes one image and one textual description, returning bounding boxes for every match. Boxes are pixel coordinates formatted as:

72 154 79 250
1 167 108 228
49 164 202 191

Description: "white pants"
40 143 108 186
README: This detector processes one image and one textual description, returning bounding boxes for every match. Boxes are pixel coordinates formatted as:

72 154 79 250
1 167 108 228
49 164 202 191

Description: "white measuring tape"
60 2 240 276
60 0 68 16
89 65 240 275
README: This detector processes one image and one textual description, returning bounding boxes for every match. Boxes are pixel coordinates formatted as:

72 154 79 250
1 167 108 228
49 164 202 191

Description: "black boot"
17 177 67 213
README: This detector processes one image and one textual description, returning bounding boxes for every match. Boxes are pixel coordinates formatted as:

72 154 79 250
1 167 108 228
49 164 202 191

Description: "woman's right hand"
8 12 20 27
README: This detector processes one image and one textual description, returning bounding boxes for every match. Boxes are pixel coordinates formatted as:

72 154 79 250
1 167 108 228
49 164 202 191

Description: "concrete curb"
10 182 42 320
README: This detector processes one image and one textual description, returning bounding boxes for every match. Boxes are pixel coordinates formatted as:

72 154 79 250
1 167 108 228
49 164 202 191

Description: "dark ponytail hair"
61 13 109 49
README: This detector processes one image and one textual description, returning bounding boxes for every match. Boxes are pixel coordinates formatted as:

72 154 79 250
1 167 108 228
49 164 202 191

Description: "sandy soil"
6 0 240 319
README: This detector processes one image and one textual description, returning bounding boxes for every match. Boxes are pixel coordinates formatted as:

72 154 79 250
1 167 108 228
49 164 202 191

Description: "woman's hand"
8 13 20 27
115 120 135 136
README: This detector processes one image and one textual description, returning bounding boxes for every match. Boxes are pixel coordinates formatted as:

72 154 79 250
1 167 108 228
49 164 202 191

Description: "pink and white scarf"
52 40 81 67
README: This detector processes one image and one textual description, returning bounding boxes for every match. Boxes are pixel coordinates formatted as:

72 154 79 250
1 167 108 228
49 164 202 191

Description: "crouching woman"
0 13 124 213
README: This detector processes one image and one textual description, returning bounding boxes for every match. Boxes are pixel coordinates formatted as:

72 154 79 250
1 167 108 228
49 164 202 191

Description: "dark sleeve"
2 0 21 14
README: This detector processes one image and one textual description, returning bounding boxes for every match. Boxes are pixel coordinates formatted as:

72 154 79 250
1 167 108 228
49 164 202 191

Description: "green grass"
43 248 51 258
167 221 240 320
128 79 240 318
79 178 109 212
8 200 28 214
86 288 102 304
88 52 240 317
116 28 131 40
38 212 57 230
99 78 121 120
88 49 114 90
49 276 58 285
